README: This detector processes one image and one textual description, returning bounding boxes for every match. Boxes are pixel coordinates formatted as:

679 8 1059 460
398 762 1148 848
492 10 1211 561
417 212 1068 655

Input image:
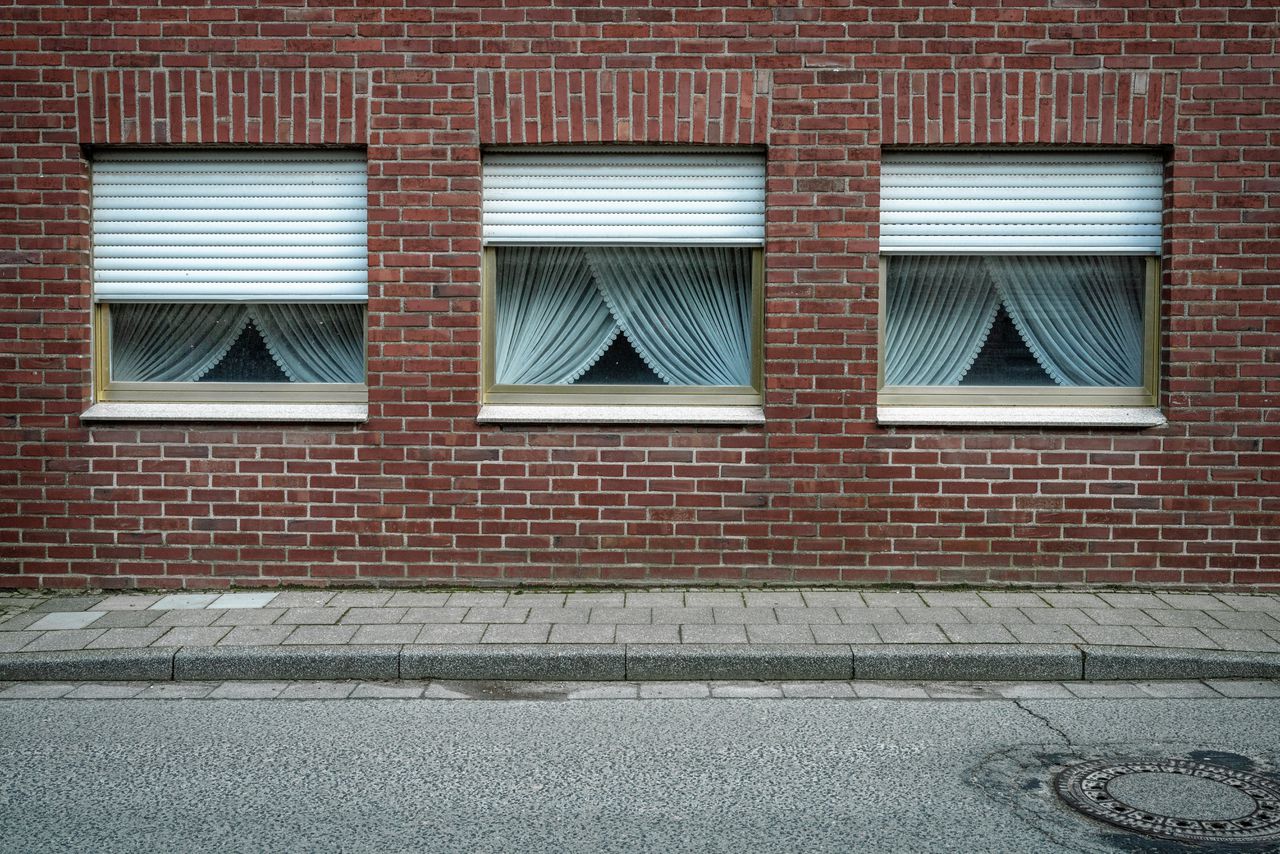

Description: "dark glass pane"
573 334 663 385
960 307 1053 386
199 322 289 383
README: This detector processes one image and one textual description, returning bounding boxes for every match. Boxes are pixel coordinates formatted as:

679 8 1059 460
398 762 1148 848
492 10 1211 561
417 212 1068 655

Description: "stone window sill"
477 404 766 426
876 406 1167 428
80 403 368 423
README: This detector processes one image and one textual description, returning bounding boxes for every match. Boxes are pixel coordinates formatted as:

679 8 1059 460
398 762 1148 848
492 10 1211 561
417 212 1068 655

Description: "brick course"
1 1 1277 591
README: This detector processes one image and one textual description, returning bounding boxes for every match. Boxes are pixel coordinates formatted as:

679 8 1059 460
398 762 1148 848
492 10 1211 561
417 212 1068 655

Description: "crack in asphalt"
1013 699 1075 746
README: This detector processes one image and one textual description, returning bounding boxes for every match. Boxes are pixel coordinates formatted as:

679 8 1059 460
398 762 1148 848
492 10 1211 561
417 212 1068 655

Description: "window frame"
875 254 1160 409
480 244 765 407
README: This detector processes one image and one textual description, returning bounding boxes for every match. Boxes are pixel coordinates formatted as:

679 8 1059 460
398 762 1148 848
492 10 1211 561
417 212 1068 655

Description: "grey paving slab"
1136 626 1217 649
276 607 345 626
150 594 220 611
919 592 988 608
28 611 104 631
810 624 880 645
742 591 805 607
21 630 106 652
0 648 174 681
1155 593 1227 610
941 624 1018 644
464 607 528 624
680 624 748 644
1213 594 1280 613
651 607 713 625
207 681 290 699
567 684 640 700
588 606 651 624
1204 679 1280 698
1064 682 1151 699
136 683 218 700
1134 681 1223 699
28 596 104 613
875 624 949 644
897 606 966 624
85 628 167 650
385 592 451 607
96 595 165 611
564 592 626 607
623 591 684 607
779 681 858 698
548 624 617 644
626 644 852 681
174 645 398 681
835 607 905 625
710 682 785 698
401 607 467 624
614 624 680 645
0 683 77 699
959 606 1031 625
1202 629 1280 653
66 683 148 699
402 644 625 681
1079 607 1158 626
1020 607 1094 626
480 624 550 644
853 644 1082 682
153 627 229 647
506 593 567 607
338 607 407 625
218 626 296 647
1037 592 1106 609
1098 592 1167 610
640 682 711 699
712 607 777 625
1071 625 1153 647
412 624 486 644
1082 646 1280 680
209 593 278 610
150 609 222 628
283 625 357 646
774 606 838 625
683 591 745 607
0 633 38 653
267 592 335 608
1208 610 1280 630
445 592 509 607
978 592 1046 608
1147 609 1226 629
350 682 427 699
991 682 1075 699
279 682 357 700
800 591 865 607
1008 624 1085 645
526 607 589 625
347 624 418 645
326 592 393 609
0 614 44 632
212 609 284 627
861 592 925 608
852 682 930 699
745 624 815 644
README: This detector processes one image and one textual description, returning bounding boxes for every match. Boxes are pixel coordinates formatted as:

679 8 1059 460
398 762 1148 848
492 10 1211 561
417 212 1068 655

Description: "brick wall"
1 1 1277 591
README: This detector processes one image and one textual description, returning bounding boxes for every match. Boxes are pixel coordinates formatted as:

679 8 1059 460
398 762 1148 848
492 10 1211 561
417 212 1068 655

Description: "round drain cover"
1055 758 1280 844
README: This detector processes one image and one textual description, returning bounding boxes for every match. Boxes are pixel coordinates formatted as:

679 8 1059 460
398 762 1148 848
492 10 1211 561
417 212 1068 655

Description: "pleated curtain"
886 255 1144 387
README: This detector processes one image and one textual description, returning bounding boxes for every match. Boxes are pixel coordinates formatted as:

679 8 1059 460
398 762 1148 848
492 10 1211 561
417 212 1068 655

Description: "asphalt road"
2 693 1278 853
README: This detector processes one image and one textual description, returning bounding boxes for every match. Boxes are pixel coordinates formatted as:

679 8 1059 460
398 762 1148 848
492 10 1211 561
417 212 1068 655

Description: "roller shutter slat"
93 150 368 302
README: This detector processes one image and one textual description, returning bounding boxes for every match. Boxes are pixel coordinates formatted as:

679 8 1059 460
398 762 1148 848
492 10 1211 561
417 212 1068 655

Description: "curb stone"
0 644 1279 683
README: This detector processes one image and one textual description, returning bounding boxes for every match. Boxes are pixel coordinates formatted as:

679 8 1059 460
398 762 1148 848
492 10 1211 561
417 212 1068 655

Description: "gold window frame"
92 303 369 405
876 255 1160 408
481 246 765 407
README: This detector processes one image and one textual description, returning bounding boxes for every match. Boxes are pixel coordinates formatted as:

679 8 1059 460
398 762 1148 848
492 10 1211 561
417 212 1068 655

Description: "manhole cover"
1055 758 1280 844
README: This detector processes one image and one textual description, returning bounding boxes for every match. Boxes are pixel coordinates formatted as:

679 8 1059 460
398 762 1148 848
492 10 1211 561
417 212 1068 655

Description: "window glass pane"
885 255 1145 388
110 303 364 383
493 245 753 387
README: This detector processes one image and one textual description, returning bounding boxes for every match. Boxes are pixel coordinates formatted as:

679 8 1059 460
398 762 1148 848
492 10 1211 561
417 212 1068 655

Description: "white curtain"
585 246 753 386
254 304 364 383
884 255 1001 386
987 256 1144 387
493 246 620 385
111 303 250 382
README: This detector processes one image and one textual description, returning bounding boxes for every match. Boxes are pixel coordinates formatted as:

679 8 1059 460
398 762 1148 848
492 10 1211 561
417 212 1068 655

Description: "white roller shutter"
880 151 1162 254
483 150 766 245
92 150 367 302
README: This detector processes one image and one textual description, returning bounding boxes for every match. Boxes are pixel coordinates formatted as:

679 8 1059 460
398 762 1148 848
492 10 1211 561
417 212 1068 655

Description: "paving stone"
1008 624 1084 645
326 592 393 609
941 624 1018 644
628 644 851 681
861 592 925 608
0 633 39 653
800 591 865 607
1072 625 1153 647
506 593 567 607
623 591 684 607
854 644 1081 681
680 625 748 644
614 625 680 644
1207 610 1280 631
991 682 1075 699
412 624 486 644
350 682 426 699
919 592 987 608
922 683 1004 700
66 683 148 699
29 596 105 613
283 625 357 645
0 683 77 699
267 592 335 608
567 684 640 700
219 626 295 646
150 609 222 628
1134 681 1222 699
711 607 777 625
1080 607 1157 626
779 682 857 698
1202 629 1280 653
875 624 950 644
1136 626 1217 649
97 595 165 611
979 592 1046 608
136 683 218 699
526 607 589 625
423 683 472 699
279 682 357 700
464 607 528 624
350 624 420 645
339 607 408 625
959 606 1031 625
1203 680 1280 698
564 592 626 607
897 606 966 624
385 592 451 607
85 628 167 649
1065 682 1151 699
548 624 616 644
403 645 625 681
651 607 713 625
209 593 278 610
834 607 904 625
683 591 745 608
1155 593 1227 610
774 606 839 625
1037 592 1107 609
742 591 805 607
640 682 711 699
0 614 44 632
174 645 398 681
852 682 930 699
588 606 651 624
709 682 784 699
745 624 815 644
150 594 220 611
212 609 284 627
1099 592 1167 610
401 607 467 624
208 681 290 699
1147 609 1226 629
153 626 229 647
810 624 880 645
22 630 107 652
480 624 550 644
445 592 509 607
1212 594 1280 613
1020 607 1094 626
28 611 105 631
276 607 345 626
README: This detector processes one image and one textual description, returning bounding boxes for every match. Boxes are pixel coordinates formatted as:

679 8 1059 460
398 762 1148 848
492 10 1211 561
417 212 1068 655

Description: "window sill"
477 404 766 426
81 403 368 423
876 406 1166 429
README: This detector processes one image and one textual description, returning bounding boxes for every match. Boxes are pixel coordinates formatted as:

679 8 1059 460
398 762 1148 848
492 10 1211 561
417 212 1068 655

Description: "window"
877 151 1161 418
481 149 765 410
91 150 367 405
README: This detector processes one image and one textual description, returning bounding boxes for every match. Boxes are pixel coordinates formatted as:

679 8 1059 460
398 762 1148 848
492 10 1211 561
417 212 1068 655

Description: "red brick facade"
2 2 1277 590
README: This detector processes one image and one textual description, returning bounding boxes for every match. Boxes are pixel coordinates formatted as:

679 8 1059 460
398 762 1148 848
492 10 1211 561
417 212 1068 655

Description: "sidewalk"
1 588 1279 683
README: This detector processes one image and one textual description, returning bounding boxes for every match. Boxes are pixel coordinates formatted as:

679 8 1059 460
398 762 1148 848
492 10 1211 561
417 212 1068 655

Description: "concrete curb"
1 644 1278 683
